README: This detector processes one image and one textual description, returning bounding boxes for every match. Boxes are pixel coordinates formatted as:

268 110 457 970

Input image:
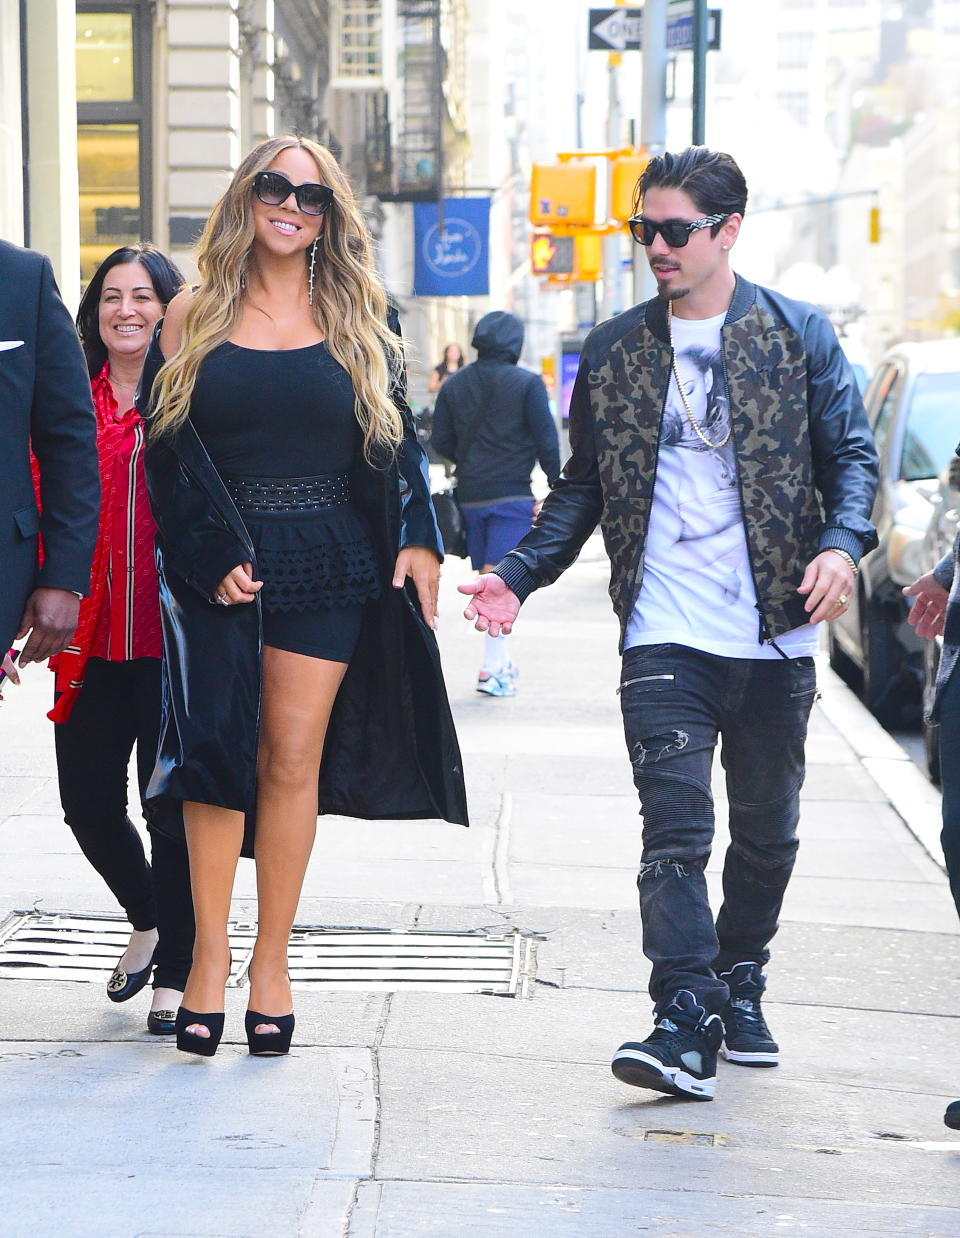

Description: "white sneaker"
476 668 516 697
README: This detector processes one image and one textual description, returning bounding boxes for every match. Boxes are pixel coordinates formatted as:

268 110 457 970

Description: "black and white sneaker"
719 961 779 1067
611 990 723 1101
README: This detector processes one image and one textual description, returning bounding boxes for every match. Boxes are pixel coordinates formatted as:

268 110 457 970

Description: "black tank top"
189 341 380 612
190 341 359 475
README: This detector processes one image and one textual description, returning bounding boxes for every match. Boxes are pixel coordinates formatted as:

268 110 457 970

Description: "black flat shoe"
175 1007 225 1057
147 1007 178 1036
106 949 157 1003
245 1010 295 1056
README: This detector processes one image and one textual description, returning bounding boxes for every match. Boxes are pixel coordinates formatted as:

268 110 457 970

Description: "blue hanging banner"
413 197 490 296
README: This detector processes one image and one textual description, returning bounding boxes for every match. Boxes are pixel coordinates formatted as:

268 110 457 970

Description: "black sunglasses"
253 170 334 216
628 213 728 248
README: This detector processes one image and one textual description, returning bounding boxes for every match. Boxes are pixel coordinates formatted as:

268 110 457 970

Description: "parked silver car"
828 339 960 727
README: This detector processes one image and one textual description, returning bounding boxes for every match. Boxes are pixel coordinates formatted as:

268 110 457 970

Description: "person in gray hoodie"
432 311 560 695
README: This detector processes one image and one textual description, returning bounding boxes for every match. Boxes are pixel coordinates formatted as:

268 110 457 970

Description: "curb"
815 653 945 872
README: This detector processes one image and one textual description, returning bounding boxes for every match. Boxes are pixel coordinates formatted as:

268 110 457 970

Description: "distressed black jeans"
619 643 817 1016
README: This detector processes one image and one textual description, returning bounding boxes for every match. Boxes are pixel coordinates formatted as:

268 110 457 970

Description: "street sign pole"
692 0 708 144
636 0 667 303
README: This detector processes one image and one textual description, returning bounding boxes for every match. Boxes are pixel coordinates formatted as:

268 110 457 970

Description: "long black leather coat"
137 323 468 856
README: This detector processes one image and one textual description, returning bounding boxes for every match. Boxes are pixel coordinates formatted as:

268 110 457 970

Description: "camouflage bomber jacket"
494 275 879 652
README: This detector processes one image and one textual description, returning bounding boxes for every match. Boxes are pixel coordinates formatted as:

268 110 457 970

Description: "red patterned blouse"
45 362 162 722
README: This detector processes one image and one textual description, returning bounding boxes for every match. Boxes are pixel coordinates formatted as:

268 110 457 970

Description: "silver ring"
217 594 230 606
838 593 848 606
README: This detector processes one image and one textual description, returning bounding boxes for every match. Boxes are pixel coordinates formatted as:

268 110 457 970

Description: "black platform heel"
245 1010 295 1056
175 1007 225 1057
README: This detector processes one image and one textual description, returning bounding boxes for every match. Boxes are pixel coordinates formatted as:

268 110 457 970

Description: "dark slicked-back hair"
636 148 748 236
76 243 184 377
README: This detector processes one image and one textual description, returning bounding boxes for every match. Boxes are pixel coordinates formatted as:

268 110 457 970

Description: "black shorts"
261 601 366 664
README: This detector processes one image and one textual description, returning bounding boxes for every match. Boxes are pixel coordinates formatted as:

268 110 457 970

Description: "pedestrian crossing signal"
529 162 597 226
531 234 575 275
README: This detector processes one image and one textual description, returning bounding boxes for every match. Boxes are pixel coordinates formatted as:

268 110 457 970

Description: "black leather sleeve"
389 309 443 558
137 327 249 600
493 355 603 601
804 312 879 561
143 434 251 600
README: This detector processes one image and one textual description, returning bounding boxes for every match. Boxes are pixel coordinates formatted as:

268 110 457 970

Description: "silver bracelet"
828 547 859 577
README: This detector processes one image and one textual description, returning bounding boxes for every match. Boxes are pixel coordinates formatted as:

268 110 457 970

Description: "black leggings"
54 657 194 991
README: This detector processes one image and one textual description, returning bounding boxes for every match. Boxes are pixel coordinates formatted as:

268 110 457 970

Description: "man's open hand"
797 551 856 625
903 572 949 640
458 574 520 637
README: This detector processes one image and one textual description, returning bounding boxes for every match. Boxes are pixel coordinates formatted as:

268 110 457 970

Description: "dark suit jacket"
0 240 100 650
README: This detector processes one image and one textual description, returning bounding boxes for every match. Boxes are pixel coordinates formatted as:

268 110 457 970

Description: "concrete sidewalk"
1 541 959 1238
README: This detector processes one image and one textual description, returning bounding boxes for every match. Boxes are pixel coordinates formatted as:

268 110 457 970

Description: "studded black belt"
225 473 351 512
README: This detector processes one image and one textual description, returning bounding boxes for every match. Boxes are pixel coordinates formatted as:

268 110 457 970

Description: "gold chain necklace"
666 299 731 450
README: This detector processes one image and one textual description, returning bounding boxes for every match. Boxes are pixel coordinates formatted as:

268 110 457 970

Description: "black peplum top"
189 341 379 611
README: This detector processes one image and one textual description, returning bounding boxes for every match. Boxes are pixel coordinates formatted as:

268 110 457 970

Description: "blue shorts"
461 498 534 571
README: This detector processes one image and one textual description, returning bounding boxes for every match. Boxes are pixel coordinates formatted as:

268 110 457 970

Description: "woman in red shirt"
50 244 192 1034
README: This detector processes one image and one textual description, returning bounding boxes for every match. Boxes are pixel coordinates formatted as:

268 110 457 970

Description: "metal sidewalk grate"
0 911 536 997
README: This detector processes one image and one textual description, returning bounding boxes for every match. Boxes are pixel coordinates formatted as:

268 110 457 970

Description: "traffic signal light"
529 162 597 227
869 205 880 244
574 231 603 281
610 152 648 222
531 234 575 275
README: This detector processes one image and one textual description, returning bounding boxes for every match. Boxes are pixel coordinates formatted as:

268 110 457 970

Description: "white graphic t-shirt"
625 311 818 660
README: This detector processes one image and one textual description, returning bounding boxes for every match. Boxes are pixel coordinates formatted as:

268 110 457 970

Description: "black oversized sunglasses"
253 170 334 216
628 212 728 248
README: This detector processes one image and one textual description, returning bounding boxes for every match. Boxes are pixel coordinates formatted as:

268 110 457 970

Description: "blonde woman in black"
141 136 466 1058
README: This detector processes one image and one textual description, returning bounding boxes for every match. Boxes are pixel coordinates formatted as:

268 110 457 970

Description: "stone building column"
0 3 24 246
240 0 276 150
165 0 242 276
24 0 82 307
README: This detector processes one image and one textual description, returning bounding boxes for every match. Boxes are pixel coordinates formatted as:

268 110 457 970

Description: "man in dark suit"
0 239 99 668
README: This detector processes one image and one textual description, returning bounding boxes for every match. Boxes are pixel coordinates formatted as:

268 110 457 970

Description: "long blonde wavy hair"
149 136 404 459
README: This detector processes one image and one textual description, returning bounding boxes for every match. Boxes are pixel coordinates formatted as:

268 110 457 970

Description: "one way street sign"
588 8 644 52
589 6 722 53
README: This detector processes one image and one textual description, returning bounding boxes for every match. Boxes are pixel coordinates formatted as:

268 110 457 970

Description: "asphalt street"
1 537 958 1238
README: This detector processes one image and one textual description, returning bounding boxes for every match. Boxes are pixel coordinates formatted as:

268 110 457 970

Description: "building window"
334 0 384 82
76 4 151 283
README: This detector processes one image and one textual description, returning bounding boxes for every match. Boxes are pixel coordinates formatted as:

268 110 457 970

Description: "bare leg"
180 802 244 1036
249 645 346 1033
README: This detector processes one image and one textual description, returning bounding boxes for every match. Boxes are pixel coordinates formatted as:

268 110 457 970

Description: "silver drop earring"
308 239 318 306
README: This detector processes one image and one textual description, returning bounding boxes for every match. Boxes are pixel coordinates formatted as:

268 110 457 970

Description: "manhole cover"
0 911 536 997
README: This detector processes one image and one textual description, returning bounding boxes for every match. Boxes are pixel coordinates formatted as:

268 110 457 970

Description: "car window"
870 364 900 450
901 372 960 481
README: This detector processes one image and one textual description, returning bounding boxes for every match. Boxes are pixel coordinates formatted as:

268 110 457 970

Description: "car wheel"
859 592 906 728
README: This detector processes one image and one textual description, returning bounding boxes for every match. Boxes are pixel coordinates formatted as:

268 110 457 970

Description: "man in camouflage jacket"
460 148 878 1102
